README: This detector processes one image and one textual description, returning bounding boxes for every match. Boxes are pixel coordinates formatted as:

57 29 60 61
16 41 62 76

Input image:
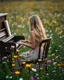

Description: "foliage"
0 1 64 80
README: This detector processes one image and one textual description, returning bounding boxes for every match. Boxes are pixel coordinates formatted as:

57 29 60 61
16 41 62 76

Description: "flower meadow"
0 1 64 80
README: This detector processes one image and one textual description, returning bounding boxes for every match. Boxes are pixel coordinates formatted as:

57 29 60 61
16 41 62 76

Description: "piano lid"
0 13 8 17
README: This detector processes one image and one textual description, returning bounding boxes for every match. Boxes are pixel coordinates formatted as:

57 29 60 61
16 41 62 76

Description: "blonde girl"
17 15 47 61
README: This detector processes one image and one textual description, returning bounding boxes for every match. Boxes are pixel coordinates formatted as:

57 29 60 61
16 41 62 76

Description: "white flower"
31 68 37 72
19 78 23 80
9 76 12 79
53 62 57 65
6 75 9 78
17 25 22 28
2 56 7 60
52 70 56 73
55 56 58 59
2 61 7 64
46 73 49 75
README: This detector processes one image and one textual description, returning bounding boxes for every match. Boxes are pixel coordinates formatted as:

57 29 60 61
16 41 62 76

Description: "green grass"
0 1 64 80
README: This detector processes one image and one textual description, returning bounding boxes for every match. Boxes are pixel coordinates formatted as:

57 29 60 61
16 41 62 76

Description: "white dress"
19 47 39 61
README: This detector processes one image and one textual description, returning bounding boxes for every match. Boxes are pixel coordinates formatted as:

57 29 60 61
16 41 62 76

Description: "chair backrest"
38 38 51 60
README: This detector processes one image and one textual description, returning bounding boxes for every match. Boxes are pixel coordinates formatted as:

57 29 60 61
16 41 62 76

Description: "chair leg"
45 63 48 73
44 58 48 73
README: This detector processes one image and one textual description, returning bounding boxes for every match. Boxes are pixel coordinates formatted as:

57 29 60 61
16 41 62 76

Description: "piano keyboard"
2 35 14 42
2 35 23 48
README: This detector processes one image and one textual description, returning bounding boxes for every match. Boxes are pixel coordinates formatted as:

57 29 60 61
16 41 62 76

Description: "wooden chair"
38 38 51 72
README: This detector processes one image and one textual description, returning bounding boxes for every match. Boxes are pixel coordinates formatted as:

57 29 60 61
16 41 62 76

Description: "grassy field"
0 1 64 80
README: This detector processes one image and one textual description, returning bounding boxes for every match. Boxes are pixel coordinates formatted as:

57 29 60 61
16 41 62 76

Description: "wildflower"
33 75 38 79
16 49 20 53
51 53 55 57
60 46 64 49
9 76 12 79
2 61 7 64
47 60 52 63
53 62 57 65
43 21 46 24
27 53 31 57
57 64 61 67
28 21 30 25
46 73 49 75
46 30 48 32
15 71 20 74
26 64 31 68
31 68 37 72
30 76 34 80
27 59 30 62
52 70 56 73
14 55 18 59
6 75 9 79
19 54 23 57
12 58 14 61
16 29 18 32
19 78 23 80
12 64 15 67
61 64 64 67
16 16 19 18
22 62 26 65
52 59 54 62
17 25 22 28
52 19 56 23
36 63 39 70
13 22 16 25
42 64 47 67
2 56 7 60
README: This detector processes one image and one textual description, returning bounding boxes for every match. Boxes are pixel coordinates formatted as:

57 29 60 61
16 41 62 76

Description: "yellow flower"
12 64 15 67
12 58 14 61
13 22 16 25
28 21 30 25
52 20 56 23
57 64 61 67
19 54 23 57
15 71 20 74
16 16 19 18
9 20 12 22
49 23 52 26
14 55 18 59
27 59 30 62
22 62 26 65
43 21 46 24
15 29 18 32
16 49 20 53
51 53 55 57
25 64 31 68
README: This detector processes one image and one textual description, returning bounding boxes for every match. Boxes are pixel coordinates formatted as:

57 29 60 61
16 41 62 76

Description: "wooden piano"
0 13 25 58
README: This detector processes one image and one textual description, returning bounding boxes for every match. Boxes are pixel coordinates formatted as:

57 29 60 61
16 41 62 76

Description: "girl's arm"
20 39 32 43
17 30 36 49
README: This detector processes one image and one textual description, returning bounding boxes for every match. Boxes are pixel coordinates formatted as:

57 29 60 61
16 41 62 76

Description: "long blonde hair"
29 15 47 41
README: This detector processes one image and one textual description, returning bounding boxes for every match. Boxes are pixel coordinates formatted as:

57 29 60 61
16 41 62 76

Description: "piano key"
0 31 6 38
2 35 14 42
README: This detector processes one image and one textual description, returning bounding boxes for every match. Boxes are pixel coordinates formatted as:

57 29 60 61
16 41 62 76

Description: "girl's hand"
17 41 24 45
20 40 25 42
20 40 29 42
